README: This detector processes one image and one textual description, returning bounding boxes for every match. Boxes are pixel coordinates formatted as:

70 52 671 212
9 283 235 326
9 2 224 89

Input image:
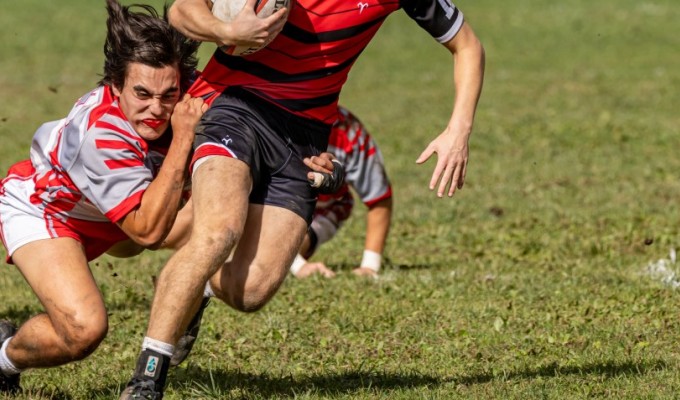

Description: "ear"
112 83 122 97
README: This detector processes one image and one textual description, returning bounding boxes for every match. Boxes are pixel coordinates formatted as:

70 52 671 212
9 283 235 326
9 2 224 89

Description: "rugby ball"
212 0 289 56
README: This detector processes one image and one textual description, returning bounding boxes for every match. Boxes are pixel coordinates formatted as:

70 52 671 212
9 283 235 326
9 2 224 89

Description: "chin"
137 124 167 141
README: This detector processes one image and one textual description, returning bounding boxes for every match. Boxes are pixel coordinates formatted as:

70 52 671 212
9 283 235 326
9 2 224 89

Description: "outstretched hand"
415 128 469 197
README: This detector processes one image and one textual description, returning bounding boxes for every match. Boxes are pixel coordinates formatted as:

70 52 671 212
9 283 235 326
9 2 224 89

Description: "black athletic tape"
313 159 345 194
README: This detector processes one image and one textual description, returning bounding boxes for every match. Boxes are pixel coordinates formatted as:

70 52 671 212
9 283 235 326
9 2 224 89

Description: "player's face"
113 62 181 141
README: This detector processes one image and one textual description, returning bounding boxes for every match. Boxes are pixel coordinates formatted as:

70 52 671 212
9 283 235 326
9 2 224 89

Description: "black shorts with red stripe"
191 87 332 223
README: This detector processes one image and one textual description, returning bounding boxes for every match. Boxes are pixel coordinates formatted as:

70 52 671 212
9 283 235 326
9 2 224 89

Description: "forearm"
121 136 193 248
446 22 485 139
364 198 392 254
168 0 223 42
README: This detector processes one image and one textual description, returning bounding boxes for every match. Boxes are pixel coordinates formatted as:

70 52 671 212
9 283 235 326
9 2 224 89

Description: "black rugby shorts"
191 87 332 223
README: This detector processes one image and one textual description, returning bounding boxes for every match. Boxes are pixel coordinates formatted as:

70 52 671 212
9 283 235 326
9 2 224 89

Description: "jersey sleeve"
67 124 152 223
400 0 465 44
333 109 392 207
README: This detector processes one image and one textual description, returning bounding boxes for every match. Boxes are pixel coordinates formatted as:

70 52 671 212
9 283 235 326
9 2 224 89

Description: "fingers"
303 155 334 174
308 172 325 188
263 7 288 25
429 159 446 193
415 146 433 165
243 0 258 13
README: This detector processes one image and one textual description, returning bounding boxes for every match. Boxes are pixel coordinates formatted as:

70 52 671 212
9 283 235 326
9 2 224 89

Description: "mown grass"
1 0 680 398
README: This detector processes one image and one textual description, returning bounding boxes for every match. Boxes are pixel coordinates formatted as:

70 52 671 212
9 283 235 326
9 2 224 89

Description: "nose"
148 97 164 115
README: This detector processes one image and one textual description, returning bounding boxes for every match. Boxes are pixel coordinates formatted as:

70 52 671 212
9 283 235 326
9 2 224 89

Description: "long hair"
98 0 199 92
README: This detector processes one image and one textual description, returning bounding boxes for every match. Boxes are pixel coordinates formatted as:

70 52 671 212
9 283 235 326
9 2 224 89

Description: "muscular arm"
168 0 287 49
118 96 206 248
416 21 485 197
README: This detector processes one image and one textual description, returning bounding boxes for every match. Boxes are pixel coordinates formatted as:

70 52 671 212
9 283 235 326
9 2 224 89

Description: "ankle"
133 348 170 391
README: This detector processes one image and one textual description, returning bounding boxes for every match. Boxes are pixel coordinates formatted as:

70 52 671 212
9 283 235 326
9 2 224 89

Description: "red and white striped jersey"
190 0 465 124
330 106 391 206
316 106 392 218
4 86 166 229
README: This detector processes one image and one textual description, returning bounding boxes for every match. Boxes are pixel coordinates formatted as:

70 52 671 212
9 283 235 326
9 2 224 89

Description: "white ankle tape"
142 337 175 357
0 337 22 375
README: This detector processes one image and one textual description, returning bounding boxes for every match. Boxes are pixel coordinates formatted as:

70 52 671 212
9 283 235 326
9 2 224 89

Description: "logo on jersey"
221 136 233 148
144 355 159 377
437 0 455 19
357 2 368 13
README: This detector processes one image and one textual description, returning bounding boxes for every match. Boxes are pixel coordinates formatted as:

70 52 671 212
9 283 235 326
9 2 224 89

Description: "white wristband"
360 249 381 272
290 254 307 275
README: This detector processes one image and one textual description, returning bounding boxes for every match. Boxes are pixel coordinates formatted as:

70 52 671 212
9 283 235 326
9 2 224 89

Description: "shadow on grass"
1 304 40 323
174 368 441 397
25 359 665 399
457 359 669 385
136 359 664 397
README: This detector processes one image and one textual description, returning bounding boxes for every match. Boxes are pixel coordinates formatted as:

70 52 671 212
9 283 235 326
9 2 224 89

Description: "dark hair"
98 0 199 92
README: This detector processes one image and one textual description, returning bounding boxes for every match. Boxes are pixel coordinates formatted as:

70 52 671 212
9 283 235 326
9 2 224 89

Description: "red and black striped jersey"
189 0 464 124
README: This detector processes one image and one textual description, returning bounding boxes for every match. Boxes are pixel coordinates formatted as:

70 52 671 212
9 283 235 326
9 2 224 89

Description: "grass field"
1 0 680 398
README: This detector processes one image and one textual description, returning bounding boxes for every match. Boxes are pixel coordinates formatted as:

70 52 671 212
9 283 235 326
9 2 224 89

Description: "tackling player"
0 0 204 393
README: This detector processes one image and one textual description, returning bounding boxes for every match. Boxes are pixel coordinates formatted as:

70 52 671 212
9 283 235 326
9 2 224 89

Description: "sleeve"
334 109 392 207
400 0 465 43
68 126 152 223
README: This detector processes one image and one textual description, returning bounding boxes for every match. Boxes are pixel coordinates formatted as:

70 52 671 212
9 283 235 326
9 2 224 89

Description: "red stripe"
104 159 144 170
255 0 268 14
87 87 115 129
364 187 392 207
96 139 144 159
105 189 146 223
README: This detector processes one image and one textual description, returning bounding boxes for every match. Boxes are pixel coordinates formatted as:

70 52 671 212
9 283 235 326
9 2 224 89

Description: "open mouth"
143 119 166 129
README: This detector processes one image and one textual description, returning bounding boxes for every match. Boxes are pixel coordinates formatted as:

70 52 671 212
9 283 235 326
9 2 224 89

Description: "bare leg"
209 204 307 312
146 156 251 343
7 238 108 368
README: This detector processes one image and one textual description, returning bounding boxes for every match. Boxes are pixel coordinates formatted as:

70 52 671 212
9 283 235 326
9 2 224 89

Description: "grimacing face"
112 62 181 141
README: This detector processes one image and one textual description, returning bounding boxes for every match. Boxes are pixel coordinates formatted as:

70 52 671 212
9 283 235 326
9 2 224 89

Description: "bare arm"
168 0 287 49
363 197 392 256
118 96 206 248
416 21 485 197
353 197 392 276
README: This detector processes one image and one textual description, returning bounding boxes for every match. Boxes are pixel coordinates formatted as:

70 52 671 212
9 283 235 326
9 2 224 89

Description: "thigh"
227 204 307 298
190 156 251 243
12 238 106 323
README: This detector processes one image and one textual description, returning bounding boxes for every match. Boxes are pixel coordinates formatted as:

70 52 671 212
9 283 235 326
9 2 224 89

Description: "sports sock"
204 281 215 298
0 337 22 376
141 337 174 357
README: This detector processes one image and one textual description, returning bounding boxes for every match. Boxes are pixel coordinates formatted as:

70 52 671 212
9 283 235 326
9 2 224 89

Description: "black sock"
132 348 170 391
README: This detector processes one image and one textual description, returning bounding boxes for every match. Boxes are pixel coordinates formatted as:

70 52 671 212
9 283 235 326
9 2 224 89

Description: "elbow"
128 230 168 250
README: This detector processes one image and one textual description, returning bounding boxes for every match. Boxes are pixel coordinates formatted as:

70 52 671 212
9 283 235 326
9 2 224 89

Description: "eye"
135 90 152 100
161 93 180 103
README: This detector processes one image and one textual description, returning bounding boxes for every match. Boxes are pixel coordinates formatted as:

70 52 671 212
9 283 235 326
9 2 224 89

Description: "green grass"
2 0 680 398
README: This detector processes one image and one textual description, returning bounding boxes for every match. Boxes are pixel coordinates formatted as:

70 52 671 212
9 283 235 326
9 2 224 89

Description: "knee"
58 314 109 362
226 277 280 313
234 292 269 313
191 228 242 270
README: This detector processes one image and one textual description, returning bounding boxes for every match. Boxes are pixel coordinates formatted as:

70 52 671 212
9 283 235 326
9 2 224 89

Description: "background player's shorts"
0 161 129 263
303 189 355 257
191 87 332 223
